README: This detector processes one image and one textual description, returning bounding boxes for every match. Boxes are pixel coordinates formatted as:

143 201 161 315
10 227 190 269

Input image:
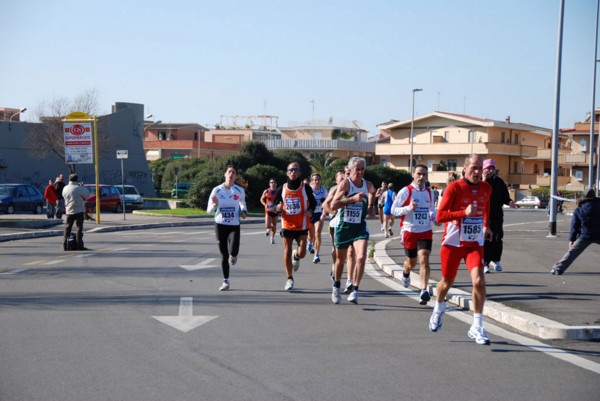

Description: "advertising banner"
63 122 93 164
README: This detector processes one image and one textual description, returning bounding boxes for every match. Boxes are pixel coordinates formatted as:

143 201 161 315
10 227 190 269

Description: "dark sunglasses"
288 168 300 172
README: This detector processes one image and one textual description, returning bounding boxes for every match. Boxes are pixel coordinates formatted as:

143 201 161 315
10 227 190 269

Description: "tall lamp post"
410 89 422 172
8 107 27 131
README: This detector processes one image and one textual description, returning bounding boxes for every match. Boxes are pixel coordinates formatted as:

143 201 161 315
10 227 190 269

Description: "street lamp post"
8 107 27 131
410 89 422 172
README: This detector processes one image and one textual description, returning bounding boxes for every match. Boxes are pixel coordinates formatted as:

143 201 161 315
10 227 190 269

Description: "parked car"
515 196 548 209
116 185 144 211
0 183 45 214
171 182 191 198
84 184 123 213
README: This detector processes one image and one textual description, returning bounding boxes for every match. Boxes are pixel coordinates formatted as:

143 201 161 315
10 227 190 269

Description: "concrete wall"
0 102 154 197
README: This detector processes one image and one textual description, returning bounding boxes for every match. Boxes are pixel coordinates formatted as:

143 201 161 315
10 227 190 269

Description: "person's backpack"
66 233 77 251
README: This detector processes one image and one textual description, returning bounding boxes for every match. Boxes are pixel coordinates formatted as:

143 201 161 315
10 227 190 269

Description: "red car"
84 184 123 213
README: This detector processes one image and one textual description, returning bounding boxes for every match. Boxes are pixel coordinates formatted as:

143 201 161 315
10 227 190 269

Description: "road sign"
116 150 128 159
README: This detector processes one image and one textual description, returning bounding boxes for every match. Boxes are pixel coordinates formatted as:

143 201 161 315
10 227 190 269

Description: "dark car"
171 182 191 198
116 185 144 211
0 183 45 214
84 184 123 213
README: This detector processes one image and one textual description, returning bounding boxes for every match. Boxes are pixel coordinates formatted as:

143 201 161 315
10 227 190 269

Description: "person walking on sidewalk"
44 179 58 219
330 157 376 304
550 188 600 275
481 158 515 273
206 165 248 291
382 182 396 238
391 164 438 305
54 173 66 219
62 174 91 251
307 173 328 263
430 154 493 345
273 162 316 291
260 178 279 245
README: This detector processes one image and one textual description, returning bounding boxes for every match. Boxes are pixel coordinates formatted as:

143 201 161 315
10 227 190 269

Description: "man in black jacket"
481 159 515 273
551 188 600 275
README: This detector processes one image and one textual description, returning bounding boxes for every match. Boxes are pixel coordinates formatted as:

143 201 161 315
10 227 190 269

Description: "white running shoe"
429 310 444 332
401 274 411 288
270 236 275 245
385 232 390 238
492 261 502 272
292 250 300 271
331 286 341 304
483 264 490 274
229 255 237 266
265 229 270 236
219 281 230 291
468 325 491 345
348 289 358 304
380 224 385 232
284 278 294 291
343 279 353 294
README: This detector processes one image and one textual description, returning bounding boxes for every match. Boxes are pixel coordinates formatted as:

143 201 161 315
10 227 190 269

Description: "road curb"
372 238 600 341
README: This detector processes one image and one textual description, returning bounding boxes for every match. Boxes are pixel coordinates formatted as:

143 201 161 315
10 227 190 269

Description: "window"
575 170 583 181
514 133 519 144
194 132 198 141
447 159 457 171
501 132 505 143
513 161 518 174
158 131 166 141
580 139 587 152
444 131 449 142
468 130 476 143
533 164 539 174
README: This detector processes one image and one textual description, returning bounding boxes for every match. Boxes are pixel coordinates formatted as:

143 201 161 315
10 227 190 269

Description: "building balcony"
376 142 537 157
259 139 375 153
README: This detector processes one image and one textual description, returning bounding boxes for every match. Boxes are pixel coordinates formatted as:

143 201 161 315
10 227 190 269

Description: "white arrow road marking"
179 258 218 271
153 297 218 333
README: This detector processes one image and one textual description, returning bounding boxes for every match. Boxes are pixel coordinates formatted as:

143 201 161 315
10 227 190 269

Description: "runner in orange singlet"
260 178 279 245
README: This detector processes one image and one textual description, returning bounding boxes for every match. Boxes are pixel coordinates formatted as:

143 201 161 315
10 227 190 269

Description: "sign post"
117 150 128 220
63 112 100 223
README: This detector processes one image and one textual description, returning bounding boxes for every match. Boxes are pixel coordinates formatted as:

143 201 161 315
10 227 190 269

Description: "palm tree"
309 153 337 174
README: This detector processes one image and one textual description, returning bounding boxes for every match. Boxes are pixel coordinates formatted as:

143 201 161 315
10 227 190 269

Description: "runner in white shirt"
207 165 247 291
391 164 438 304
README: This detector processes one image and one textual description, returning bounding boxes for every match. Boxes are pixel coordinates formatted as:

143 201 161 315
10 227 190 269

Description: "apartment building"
376 111 560 188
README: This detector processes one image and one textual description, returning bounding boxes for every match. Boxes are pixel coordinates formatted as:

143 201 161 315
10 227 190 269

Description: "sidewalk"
372 215 600 341
2 212 599 341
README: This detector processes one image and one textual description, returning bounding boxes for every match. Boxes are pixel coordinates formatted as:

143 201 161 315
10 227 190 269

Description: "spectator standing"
481 159 515 273
54 173 66 219
382 183 396 238
43 179 58 219
62 174 91 251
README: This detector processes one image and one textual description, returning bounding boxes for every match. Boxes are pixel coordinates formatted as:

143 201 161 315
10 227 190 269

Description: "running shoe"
343 279 353 294
219 280 230 291
229 255 237 266
308 243 315 254
385 232 390 238
330 269 335 283
388 229 393 236
483 264 490 274
284 278 294 291
265 229 270 236
492 261 503 272
331 286 341 304
348 289 358 304
401 274 411 288
270 236 275 245
313 254 320 263
467 325 491 345
419 289 431 305
429 310 444 332
380 224 385 231
292 250 300 271
550 267 563 275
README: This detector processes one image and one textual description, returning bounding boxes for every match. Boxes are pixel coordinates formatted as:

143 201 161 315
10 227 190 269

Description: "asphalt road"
0 218 598 401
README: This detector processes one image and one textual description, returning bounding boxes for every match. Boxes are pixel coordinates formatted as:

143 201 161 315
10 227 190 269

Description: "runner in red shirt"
429 154 493 345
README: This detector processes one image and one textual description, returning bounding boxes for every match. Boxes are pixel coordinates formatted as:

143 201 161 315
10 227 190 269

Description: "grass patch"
142 208 207 216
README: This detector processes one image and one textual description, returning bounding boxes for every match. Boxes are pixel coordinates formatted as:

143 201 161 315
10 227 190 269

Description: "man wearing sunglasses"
274 162 317 291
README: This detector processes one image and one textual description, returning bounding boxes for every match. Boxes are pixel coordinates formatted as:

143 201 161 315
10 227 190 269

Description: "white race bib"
460 216 483 242
220 207 236 223
285 197 302 215
413 207 429 226
343 203 363 224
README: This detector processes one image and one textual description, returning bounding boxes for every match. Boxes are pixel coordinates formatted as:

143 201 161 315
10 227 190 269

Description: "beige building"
376 111 567 189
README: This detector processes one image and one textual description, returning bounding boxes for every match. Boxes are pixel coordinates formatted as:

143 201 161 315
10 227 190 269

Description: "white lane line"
42 260 64 265
365 263 600 375
0 268 28 275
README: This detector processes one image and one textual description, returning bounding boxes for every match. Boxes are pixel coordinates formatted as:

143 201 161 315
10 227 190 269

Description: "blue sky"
1 0 598 136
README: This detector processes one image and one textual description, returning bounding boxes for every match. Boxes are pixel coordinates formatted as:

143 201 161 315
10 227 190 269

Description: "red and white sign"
63 122 93 164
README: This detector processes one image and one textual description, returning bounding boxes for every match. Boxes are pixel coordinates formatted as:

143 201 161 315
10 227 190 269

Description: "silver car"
116 185 144 211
